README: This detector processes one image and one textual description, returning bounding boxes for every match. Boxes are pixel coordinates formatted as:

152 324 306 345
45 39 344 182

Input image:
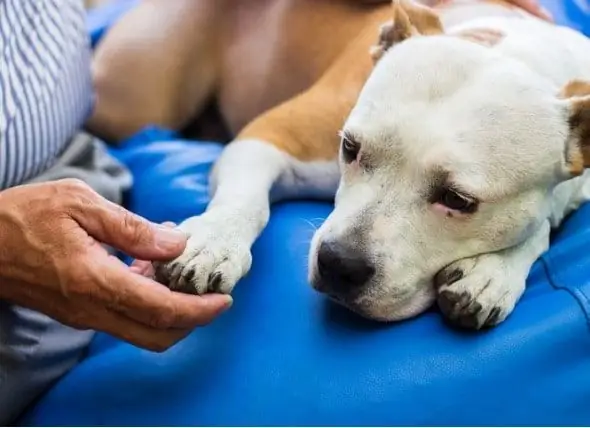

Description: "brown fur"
562 80 590 174
561 79 590 98
87 0 534 160
370 0 444 62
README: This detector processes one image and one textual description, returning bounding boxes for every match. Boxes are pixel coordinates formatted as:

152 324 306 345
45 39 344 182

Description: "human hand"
0 179 232 351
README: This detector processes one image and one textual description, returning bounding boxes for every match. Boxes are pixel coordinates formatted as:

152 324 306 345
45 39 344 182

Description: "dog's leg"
153 28 377 294
154 139 339 295
434 220 551 329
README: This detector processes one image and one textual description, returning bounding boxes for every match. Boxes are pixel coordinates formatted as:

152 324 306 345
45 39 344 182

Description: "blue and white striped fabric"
0 0 93 189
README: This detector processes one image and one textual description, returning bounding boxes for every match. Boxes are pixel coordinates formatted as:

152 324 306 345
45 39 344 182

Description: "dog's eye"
436 188 478 213
341 134 360 163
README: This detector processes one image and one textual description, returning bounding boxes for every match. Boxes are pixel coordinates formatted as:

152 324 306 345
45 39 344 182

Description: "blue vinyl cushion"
20 1 590 425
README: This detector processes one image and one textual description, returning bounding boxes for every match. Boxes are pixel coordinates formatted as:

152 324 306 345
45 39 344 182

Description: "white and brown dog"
90 0 590 329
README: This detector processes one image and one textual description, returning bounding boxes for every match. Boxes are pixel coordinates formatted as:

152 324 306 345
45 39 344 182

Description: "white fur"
158 16 590 329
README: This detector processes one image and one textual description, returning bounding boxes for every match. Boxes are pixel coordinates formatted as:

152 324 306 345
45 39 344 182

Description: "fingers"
130 223 177 276
87 303 192 352
130 259 155 277
89 255 233 329
69 186 187 261
3 278 189 352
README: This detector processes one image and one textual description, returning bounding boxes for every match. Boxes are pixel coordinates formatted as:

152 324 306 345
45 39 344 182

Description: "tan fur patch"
370 0 443 62
561 80 590 98
560 80 590 175
238 25 383 161
568 97 590 174
454 28 505 47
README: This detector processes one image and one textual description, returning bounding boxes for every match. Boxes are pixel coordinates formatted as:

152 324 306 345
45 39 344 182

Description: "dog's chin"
326 286 436 322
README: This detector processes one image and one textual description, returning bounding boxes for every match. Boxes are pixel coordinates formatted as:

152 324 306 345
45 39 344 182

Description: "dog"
90 0 590 329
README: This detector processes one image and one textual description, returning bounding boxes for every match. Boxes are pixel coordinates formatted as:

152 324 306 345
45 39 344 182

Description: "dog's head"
308 0 590 321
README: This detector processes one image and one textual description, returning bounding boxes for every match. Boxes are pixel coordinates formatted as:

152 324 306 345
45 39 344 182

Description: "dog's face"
308 2 590 321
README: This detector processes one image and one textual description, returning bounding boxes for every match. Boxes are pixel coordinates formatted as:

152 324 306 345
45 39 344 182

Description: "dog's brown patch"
561 80 590 98
568 97 590 175
560 80 590 175
370 0 443 62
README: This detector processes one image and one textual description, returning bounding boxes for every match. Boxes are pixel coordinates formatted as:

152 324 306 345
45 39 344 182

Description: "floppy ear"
560 80 590 176
370 0 443 62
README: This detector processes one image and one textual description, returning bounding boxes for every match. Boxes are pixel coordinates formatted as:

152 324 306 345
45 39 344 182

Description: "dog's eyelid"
340 129 364 165
339 129 360 145
445 183 478 202
438 172 479 202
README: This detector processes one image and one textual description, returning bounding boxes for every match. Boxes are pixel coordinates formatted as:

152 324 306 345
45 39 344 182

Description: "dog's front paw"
154 213 252 295
434 254 525 330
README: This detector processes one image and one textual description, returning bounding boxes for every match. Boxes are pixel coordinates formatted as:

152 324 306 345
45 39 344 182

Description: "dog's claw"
436 254 523 330
207 271 223 293
153 214 252 296
434 268 463 289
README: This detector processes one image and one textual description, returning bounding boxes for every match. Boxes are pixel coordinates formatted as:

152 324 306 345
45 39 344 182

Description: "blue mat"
19 1 590 425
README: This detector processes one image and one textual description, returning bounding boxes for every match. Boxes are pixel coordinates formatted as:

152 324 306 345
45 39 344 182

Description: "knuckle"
60 178 90 194
147 301 176 330
65 260 102 298
56 179 97 214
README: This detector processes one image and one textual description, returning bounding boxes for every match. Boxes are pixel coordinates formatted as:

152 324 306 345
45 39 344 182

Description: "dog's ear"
370 0 443 62
560 80 590 176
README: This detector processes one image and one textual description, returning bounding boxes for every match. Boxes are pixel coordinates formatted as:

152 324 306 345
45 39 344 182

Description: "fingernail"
203 294 233 312
218 295 234 310
154 225 188 251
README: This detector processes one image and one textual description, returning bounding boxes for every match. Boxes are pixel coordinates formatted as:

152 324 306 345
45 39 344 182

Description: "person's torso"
0 0 93 189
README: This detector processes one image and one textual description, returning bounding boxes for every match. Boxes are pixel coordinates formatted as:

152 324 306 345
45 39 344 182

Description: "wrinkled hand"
0 179 232 352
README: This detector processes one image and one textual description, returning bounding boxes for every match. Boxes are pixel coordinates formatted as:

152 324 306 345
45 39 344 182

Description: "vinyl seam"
540 255 590 330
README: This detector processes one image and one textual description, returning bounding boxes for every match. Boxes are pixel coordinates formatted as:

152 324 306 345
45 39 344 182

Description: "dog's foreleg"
154 137 339 295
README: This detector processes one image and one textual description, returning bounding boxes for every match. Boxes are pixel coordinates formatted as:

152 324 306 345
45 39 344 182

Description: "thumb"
72 199 188 261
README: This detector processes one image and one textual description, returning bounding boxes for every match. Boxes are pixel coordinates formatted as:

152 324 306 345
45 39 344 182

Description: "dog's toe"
435 254 523 330
153 217 252 296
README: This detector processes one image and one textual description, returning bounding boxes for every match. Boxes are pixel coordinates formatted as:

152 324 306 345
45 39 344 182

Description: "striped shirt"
0 0 93 189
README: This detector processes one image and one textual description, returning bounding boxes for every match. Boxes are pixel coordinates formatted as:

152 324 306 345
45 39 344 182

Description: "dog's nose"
316 240 375 293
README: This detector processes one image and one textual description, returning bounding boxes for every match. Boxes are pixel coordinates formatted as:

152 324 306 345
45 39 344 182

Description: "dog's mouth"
326 293 369 316
319 281 437 322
